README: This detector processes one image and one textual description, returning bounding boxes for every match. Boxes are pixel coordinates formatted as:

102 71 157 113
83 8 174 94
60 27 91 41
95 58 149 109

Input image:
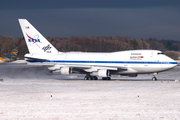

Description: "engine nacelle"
61 67 71 74
91 69 110 77
52 69 61 74
52 67 71 75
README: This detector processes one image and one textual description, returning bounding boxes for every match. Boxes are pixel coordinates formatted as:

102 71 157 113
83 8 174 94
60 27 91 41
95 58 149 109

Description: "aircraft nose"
173 61 178 67
169 59 177 68
162 57 177 70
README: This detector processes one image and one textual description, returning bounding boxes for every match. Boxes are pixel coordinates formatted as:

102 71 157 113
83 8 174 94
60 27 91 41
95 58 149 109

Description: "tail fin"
18 19 58 54
7 47 19 60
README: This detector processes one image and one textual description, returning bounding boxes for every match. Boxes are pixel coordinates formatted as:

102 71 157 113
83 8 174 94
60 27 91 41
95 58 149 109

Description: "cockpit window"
157 52 164 55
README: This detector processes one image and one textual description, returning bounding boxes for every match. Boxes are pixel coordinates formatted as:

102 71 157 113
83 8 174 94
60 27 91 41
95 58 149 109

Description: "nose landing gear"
152 73 158 81
152 77 157 81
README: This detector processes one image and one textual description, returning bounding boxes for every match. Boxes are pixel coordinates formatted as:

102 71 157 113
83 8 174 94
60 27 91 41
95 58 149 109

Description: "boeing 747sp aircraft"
18 19 177 80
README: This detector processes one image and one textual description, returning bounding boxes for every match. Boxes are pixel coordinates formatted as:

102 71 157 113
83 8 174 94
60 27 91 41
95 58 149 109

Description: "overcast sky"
0 0 180 40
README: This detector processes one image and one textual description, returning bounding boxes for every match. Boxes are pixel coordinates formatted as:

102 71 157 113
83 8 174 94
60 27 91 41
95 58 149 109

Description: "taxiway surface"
0 64 180 119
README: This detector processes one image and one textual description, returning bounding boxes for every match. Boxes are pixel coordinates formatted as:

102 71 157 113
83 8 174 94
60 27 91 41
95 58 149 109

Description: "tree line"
0 36 180 59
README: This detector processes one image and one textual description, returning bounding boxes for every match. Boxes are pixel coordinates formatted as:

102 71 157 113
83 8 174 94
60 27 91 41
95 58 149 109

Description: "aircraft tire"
84 76 90 80
152 77 157 81
102 77 111 80
84 77 88 80
93 76 98 80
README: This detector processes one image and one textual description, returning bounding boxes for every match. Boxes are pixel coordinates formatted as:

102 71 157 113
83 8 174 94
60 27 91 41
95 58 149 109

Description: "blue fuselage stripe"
26 60 177 64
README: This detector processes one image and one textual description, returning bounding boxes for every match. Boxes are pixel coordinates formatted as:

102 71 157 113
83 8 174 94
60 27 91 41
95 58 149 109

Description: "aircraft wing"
72 65 127 74
26 62 127 74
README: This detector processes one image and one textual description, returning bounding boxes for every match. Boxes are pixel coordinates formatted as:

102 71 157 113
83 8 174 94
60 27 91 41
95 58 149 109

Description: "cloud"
0 7 180 40
0 0 180 10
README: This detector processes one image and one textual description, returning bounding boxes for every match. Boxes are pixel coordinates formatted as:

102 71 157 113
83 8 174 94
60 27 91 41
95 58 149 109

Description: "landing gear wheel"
152 77 157 81
88 77 91 80
84 76 88 80
102 77 111 80
92 76 98 80
84 76 91 80
84 76 98 80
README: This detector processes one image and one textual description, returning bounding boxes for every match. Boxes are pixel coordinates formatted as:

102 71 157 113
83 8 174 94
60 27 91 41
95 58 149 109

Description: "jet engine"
91 69 110 77
52 67 72 75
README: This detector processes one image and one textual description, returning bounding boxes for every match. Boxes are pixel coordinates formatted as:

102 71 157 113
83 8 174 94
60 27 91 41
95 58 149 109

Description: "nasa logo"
42 44 51 52
26 33 40 43
26 33 42 48
28 39 40 42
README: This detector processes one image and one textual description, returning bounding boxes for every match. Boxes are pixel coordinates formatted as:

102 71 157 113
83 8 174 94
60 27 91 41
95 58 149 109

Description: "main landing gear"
102 77 111 80
84 76 98 80
152 73 158 81
84 76 111 80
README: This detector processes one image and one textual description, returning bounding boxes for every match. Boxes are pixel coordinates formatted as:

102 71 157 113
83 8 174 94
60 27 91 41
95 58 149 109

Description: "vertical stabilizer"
7 47 19 60
18 19 58 54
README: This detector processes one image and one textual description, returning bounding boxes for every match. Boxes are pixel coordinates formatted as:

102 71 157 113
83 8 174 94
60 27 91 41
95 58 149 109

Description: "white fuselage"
18 19 177 79
25 50 177 75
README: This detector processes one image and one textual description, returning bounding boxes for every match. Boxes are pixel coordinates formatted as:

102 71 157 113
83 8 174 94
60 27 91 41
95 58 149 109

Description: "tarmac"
0 64 180 119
